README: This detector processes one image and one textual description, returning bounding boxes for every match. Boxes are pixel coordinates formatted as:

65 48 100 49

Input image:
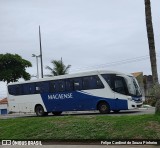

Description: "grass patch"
0 114 160 140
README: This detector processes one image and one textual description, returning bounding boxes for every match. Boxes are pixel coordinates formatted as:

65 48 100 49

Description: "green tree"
144 0 160 114
0 53 32 83
45 58 71 76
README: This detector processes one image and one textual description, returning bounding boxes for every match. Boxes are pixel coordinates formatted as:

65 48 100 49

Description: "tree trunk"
144 0 158 84
144 0 159 114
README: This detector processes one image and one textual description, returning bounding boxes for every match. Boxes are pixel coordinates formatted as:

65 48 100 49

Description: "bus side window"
82 76 97 90
15 84 23 95
58 80 65 92
35 81 50 93
8 85 16 95
95 76 104 89
114 76 127 95
29 83 36 94
82 76 104 90
102 74 114 90
23 83 31 95
41 81 49 93
83 77 90 90
91 76 100 89
66 79 74 91
74 78 82 90
35 82 41 93
50 81 54 92
50 81 58 93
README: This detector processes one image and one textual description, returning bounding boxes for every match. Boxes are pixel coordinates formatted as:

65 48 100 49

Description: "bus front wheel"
35 105 47 116
98 102 110 114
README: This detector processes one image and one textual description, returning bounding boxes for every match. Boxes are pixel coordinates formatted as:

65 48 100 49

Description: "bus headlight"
128 97 132 101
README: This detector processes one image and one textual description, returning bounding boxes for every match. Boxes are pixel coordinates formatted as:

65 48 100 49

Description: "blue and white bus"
7 70 143 116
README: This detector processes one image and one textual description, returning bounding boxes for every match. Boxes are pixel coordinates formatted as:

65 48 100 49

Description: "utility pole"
39 25 43 78
32 54 40 78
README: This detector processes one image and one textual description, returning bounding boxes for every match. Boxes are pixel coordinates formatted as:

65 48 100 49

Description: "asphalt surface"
0 107 155 119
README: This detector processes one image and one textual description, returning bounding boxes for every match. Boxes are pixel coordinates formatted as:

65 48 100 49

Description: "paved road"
0 107 155 119
64 107 155 116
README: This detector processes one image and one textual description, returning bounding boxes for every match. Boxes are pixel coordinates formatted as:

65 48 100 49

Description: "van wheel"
98 102 110 114
52 111 62 116
35 105 46 116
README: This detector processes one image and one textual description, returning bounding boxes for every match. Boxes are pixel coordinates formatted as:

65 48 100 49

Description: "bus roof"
7 70 133 85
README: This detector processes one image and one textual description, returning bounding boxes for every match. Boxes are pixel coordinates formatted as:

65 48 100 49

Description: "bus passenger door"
114 76 128 110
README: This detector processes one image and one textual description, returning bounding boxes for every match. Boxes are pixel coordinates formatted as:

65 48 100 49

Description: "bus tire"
98 101 110 114
35 105 46 116
52 111 62 116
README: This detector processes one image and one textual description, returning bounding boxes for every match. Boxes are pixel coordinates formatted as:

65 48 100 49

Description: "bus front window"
127 76 142 97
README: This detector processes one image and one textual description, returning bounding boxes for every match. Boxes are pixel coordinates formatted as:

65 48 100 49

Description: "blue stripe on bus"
40 91 128 112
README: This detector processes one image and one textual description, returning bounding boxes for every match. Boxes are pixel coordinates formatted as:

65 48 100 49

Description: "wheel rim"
101 104 107 112
36 106 43 115
38 108 43 114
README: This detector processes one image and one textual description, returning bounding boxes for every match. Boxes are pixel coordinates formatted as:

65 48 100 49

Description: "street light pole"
39 25 43 78
32 54 40 78
36 56 39 79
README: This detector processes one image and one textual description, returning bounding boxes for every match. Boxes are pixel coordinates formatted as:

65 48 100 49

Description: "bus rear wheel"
35 105 47 116
98 102 110 114
52 111 62 116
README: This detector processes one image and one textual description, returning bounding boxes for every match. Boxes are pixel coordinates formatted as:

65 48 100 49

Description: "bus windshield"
127 76 142 97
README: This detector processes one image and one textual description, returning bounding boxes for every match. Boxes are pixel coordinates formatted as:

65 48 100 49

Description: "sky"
0 0 160 98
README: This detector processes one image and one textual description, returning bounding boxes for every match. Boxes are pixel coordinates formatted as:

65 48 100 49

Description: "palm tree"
45 58 71 76
144 0 158 84
144 0 160 114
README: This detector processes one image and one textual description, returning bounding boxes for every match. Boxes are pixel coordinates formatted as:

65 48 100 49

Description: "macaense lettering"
48 93 73 100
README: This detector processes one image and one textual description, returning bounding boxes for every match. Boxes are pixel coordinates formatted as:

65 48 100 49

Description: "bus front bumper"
128 100 143 109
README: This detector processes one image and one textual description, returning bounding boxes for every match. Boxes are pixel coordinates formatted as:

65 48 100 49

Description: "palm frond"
46 58 71 76
45 66 53 71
